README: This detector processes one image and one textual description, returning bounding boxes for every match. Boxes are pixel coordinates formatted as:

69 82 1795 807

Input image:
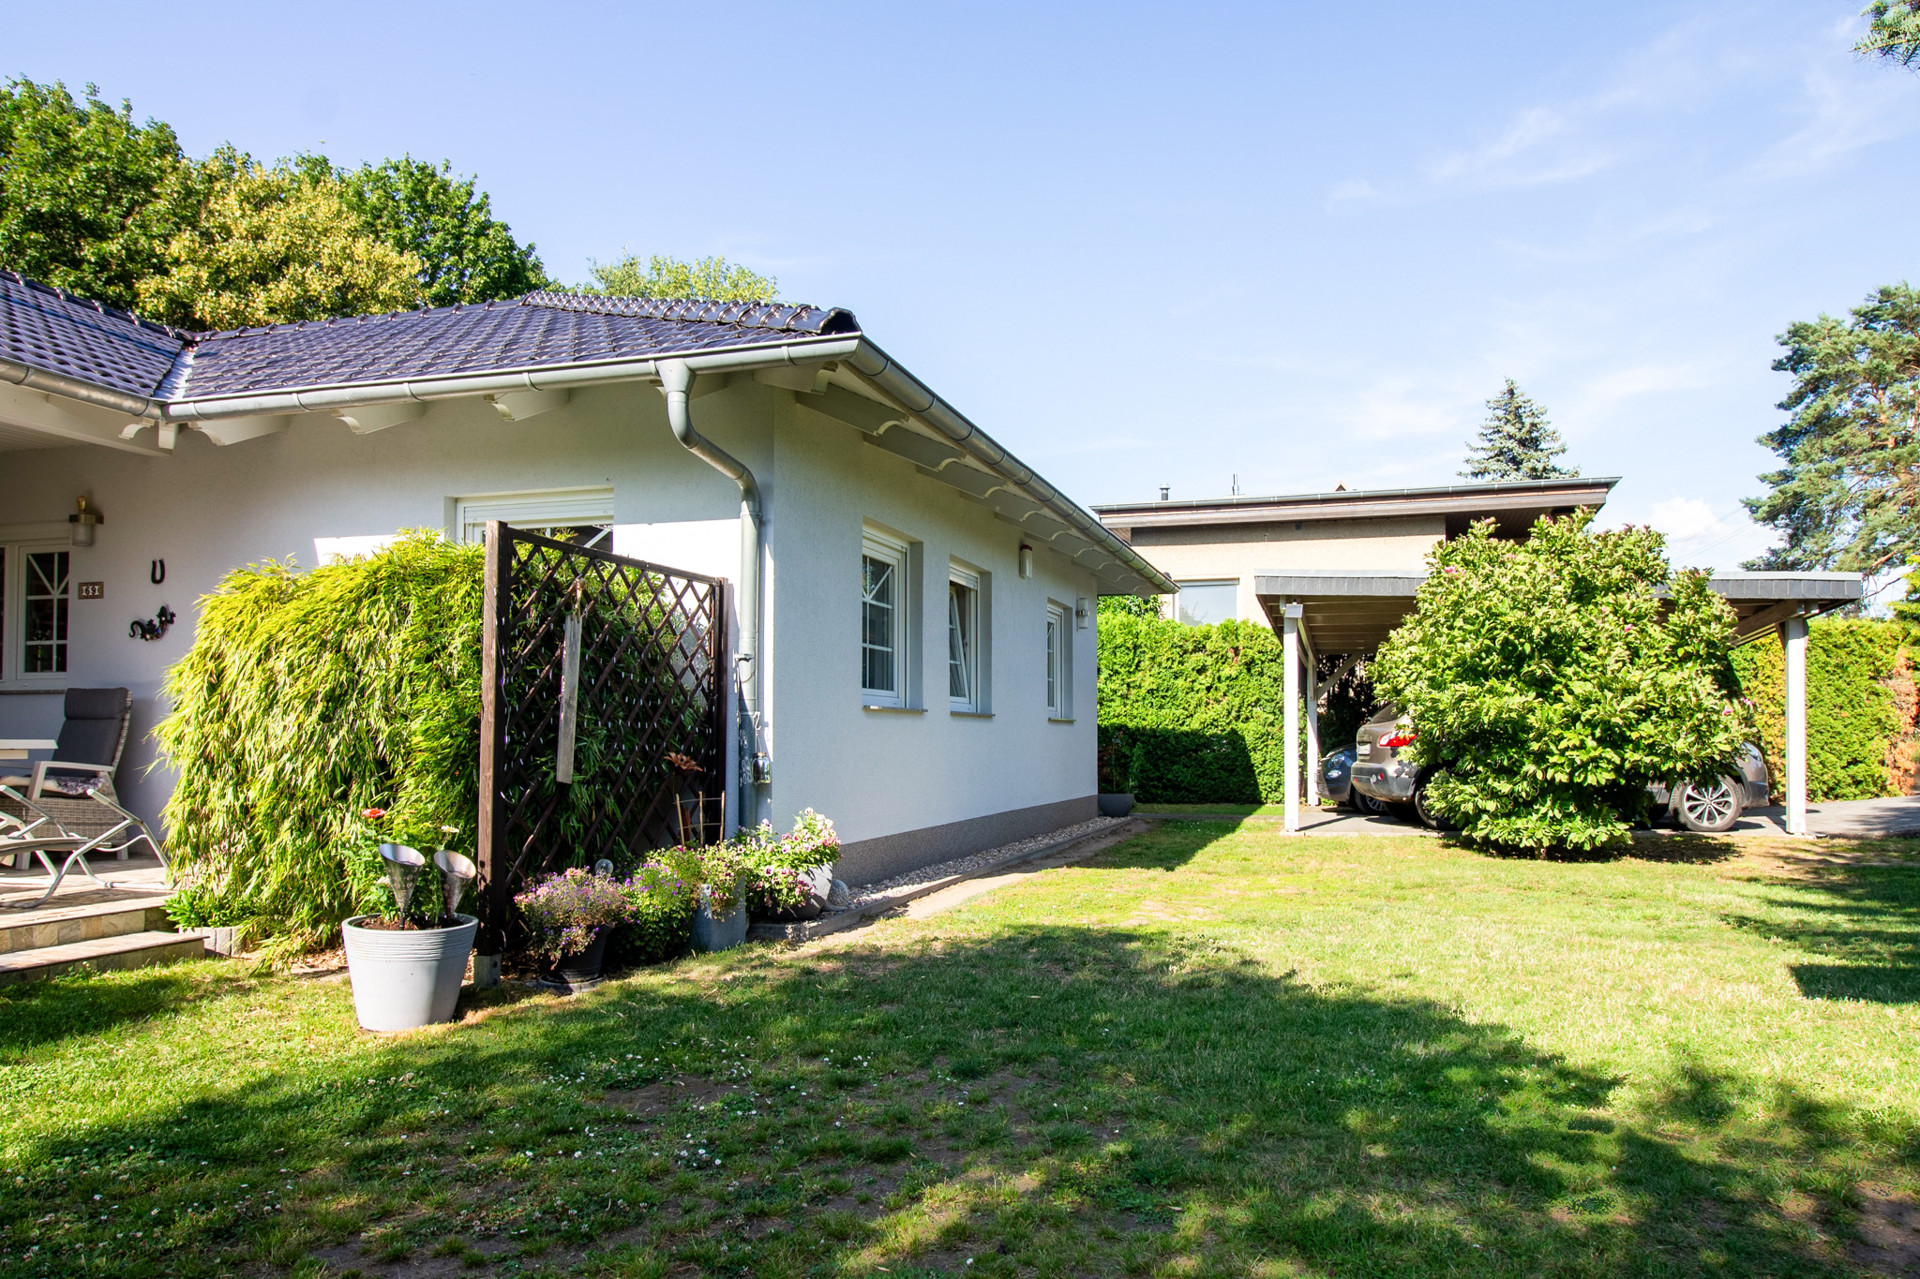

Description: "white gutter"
0 355 161 419
158 334 863 421
843 339 1179 595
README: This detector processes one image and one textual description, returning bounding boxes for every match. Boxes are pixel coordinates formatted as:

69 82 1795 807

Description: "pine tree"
1461 379 1576 481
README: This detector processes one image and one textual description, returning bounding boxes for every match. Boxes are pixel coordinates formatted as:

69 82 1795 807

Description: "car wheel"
1413 773 1456 831
1675 777 1741 834
1352 790 1386 817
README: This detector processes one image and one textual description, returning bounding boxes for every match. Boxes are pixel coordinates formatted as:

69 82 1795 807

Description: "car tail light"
1381 732 1416 749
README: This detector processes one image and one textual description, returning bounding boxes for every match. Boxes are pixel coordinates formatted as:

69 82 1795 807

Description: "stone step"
0 930 208 984
0 897 173 955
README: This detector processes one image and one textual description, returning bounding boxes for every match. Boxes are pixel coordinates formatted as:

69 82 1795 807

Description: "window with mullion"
862 552 898 697
948 573 979 710
1045 601 1070 717
23 550 69 675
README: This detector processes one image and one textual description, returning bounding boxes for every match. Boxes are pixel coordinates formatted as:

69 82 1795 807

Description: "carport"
1253 569 1866 836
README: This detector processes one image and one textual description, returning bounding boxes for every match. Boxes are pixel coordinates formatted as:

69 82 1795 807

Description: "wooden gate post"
474 520 512 986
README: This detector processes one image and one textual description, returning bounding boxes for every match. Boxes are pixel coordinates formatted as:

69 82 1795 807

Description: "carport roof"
1253 568 1864 655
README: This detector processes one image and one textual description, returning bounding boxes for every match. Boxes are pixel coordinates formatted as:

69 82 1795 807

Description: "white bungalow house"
0 275 1174 885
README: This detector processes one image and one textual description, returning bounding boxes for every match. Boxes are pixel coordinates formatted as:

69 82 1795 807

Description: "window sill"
1048 716 1076 724
950 709 993 719
0 686 67 696
862 703 926 714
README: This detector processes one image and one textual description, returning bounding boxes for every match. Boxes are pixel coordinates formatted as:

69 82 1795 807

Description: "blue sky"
14 2 1918 573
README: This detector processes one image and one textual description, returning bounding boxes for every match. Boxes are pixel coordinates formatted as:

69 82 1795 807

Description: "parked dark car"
1321 745 1388 815
1349 705 1771 833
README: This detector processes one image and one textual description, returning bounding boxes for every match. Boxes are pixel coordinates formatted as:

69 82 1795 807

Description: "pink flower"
362 807 386 820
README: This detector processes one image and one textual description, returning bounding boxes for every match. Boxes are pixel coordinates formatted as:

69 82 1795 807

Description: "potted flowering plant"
660 841 749 952
340 808 479 1032
516 866 635 992
745 809 841 922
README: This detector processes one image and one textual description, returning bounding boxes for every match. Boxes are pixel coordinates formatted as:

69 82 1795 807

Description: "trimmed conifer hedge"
1731 618 1917 802
1097 615 1289 803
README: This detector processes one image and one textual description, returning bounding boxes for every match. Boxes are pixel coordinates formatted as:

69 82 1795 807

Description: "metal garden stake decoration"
379 843 427 921
434 849 477 918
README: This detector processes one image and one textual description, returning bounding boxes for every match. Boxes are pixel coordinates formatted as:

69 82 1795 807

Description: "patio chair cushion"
45 688 130 790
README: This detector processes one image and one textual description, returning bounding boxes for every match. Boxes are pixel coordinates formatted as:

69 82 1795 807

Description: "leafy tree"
315 154 548 307
1097 594 1161 619
1373 514 1748 851
1857 1 1920 68
583 253 777 301
135 154 424 331
1461 379 1576 480
0 78 196 311
1744 283 1920 572
1894 562 1920 633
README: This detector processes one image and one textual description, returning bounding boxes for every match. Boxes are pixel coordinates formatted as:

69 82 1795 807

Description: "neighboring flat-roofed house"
0 274 1175 884
1095 476 1619 628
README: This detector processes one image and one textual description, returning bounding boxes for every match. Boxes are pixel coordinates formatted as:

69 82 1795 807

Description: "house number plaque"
77 581 104 600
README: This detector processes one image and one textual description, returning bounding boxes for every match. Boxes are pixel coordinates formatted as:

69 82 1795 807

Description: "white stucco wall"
0 383 752 833
761 396 1098 849
0 376 1100 857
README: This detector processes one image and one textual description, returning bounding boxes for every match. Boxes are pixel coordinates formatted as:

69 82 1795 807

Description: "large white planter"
342 913 477 1032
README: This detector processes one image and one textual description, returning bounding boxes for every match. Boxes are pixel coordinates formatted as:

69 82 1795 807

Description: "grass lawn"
3 823 1918 1278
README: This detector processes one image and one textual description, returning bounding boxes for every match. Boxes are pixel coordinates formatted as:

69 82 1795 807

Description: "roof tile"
0 276 860 404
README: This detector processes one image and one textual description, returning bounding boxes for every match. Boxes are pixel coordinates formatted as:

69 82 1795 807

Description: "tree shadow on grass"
1 924 1886 1278
1721 863 1920 1004
0 961 243 1058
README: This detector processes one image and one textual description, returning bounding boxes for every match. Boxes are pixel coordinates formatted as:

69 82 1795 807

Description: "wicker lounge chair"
0 688 163 906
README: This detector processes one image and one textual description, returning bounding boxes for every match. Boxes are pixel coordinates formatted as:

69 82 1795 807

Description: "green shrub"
1097 616 1288 803
1731 618 1912 801
1373 515 1749 851
154 532 484 955
616 863 696 964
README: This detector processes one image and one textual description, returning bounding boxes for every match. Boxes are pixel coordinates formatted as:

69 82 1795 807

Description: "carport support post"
1283 603 1303 833
1782 614 1809 836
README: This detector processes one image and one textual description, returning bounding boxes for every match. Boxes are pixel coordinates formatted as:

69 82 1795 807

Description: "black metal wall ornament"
150 559 165 585
130 605 176 642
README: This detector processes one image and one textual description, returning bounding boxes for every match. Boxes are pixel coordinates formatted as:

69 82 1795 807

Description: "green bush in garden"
155 532 484 955
1097 616 1287 803
1372 515 1750 851
1731 618 1913 801
615 863 697 964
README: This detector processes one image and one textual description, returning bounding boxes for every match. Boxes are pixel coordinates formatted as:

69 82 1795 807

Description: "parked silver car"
1349 705 1771 833
1320 745 1389 816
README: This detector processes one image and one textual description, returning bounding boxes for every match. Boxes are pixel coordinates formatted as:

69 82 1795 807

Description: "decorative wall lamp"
68 497 103 547
1018 544 1034 579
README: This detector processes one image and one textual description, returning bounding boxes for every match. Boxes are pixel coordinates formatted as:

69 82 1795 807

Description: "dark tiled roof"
0 274 859 404
0 273 188 398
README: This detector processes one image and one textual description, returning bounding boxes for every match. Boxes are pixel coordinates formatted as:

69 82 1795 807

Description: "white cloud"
1746 61 1920 179
1326 178 1378 206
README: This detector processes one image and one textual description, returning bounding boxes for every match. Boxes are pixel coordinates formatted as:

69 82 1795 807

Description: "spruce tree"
1461 379 1576 480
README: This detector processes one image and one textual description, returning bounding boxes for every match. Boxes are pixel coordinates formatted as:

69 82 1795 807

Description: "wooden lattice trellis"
475 522 728 954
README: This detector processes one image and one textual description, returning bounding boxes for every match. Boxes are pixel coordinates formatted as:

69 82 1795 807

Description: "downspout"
658 358 766 831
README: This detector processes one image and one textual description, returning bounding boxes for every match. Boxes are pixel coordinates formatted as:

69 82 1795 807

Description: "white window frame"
0 541 74 687
862 526 912 707
948 563 982 713
453 486 615 546
1045 600 1072 719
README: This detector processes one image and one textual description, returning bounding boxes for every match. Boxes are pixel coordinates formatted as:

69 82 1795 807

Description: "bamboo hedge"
156 532 485 954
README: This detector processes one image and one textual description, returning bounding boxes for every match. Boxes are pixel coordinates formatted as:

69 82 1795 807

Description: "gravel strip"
837 815 1127 911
